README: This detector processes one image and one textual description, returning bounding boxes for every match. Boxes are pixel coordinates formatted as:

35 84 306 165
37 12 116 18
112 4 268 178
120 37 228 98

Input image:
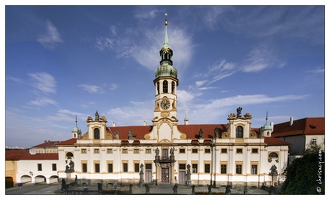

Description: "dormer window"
94 128 100 140
236 126 243 138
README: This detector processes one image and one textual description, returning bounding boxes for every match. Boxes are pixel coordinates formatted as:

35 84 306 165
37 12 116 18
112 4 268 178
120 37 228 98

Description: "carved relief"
144 134 151 140
249 131 258 138
222 132 230 139
100 116 107 122
228 113 236 120
244 113 252 119
113 130 119 139
161 111 170 118
155 100 159 110
81 132 89 140
159 139 171 143
86 116 93 122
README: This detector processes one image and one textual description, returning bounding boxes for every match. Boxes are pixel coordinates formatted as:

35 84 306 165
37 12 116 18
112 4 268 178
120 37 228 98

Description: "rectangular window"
162 149 168 159
179 148 185 153
94 149 99 154
204 148 211 153
95 163 100 173
221 148 227 153
38 163 42 171
311 138 317 145
81 149 87 154
108 163 113 173
204 164 210 173
192 164 198 173
221 164 227 174
179 164 186 170
135 163 140 173
146 164 152 170
192 149 198 153
134 149 140 154
236 148 243 153
107 148 113 154
236 164 242 174
146 149 151 154
52 163 57 171
82 163 87 173
123 163 128 172
122 149 128 154
252 148 258 153
251 165 258 174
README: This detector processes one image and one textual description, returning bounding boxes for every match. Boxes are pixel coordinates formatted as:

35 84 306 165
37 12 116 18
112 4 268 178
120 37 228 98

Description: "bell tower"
145 13 186 142
152 13 179 124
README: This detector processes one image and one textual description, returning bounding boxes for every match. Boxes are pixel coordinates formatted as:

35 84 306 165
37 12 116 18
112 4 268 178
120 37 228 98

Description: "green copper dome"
155 65 177 78
155 13 177 79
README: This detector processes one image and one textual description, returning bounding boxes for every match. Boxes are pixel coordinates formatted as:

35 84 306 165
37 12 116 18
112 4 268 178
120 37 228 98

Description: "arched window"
171 82 175 94
157 82 160 94
163 80 168 93
94 128 100 140
66 152 73 159
269 152 278 158
236 126 243 138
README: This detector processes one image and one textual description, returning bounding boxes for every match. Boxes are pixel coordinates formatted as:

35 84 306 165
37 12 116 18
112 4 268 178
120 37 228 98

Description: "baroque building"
55 16 290 187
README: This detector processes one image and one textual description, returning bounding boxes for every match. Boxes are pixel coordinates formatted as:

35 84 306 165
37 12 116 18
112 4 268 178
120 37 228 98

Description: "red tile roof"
272 117 324 137
31 140 62 148
107 126 153 139
264 137 291 146
5 149 30 159
56 138 77 146
5 150 58 160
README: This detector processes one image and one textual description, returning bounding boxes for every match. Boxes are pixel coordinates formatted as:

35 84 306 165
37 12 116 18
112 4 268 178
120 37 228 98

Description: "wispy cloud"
109 83 118 91
37 20 63 49
95 37 115 51
181 94 308 124
28 72 57 94
29 97 57 107
78 84 104 93
134 8 161 20
242 43 278 72
107 100 153 125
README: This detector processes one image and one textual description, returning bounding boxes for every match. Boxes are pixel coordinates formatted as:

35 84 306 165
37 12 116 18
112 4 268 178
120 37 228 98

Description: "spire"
75 115 78 127
184 109 189 125
155 12 177 79
164 13 169 47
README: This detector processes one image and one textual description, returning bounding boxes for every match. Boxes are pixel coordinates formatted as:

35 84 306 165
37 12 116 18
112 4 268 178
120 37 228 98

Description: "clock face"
161 99 170 110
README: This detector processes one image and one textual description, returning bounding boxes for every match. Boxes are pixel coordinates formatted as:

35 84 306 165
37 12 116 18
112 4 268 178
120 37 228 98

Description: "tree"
280 142 324 194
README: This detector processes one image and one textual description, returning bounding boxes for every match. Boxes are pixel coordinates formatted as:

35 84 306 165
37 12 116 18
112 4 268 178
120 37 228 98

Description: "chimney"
143 121 147 126
290 117 293 126
112 122 116 127
270 122 274 131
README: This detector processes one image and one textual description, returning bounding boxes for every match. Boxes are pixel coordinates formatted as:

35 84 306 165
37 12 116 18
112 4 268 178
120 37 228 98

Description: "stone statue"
198 128 204 138
114 130 119 139
128 129 134 140
186 164 191 186
237 107 242 118
139 164 144 187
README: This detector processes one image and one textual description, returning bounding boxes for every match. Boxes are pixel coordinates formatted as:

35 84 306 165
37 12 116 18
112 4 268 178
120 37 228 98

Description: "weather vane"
165 13 168 26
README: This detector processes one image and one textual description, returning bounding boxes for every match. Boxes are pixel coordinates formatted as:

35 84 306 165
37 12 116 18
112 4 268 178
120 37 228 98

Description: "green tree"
280 141 324 194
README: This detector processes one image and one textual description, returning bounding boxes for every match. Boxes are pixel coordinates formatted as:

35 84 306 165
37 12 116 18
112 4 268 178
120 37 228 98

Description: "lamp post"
213 128 219 188
29 171 33 184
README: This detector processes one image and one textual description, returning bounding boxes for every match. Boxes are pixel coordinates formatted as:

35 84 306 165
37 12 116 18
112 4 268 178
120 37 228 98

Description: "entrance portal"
161 168 169 182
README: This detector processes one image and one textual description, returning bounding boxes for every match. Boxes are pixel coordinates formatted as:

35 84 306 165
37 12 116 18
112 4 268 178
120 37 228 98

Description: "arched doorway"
5 177 14 188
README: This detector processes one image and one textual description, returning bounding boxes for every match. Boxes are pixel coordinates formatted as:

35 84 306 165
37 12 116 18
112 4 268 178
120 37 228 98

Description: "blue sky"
4 4 326 148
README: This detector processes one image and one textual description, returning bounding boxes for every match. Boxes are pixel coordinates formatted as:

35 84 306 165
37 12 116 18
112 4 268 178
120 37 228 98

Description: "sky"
3 3 326 148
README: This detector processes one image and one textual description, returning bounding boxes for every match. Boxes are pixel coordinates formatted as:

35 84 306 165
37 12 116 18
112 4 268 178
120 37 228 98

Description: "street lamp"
29 171 33 183
213 128 219 188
